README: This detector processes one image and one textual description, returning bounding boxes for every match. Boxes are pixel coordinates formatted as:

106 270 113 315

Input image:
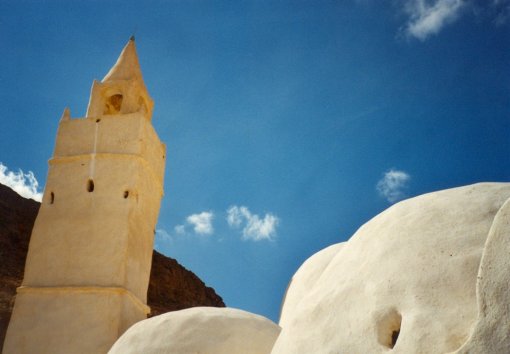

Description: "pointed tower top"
86 38 154 120
102 38 143 83
60 107 71 122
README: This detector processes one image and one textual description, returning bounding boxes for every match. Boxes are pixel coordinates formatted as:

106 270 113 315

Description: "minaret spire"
85 38 154 119
102 37 143 83
60 107 70 122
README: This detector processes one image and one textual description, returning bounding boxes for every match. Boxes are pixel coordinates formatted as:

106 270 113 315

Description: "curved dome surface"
279 242 345 328
272 183 510 354
109 307 280 354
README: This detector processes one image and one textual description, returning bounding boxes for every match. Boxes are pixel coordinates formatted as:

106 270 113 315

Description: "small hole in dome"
96 119 101 123
124 190 129 199
377 308 402 350
391 329 400 349
87 179 94 192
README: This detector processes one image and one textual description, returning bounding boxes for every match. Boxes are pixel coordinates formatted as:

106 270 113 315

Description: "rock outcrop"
148 251 225 316
0 185 38 352
0 183 225 350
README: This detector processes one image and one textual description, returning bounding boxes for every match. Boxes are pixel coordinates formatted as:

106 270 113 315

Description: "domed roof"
273 183 510 354
109 307 280 354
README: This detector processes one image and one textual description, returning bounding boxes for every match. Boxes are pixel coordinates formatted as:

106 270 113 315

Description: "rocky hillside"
0 183 224 349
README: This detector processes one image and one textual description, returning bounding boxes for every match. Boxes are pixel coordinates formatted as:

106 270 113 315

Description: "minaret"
3 38 166 354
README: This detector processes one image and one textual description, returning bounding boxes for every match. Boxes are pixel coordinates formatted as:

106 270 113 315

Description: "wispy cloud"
227 205 279 241
397 0 510 40
491 0 510 25
186 211 214 235
403 0 465 40
155 228 172 242
376 169 411 203
0 162 43 202
154 228 173 251
174 224 186 235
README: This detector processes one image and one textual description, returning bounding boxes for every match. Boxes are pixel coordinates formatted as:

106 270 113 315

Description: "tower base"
3 286 149 354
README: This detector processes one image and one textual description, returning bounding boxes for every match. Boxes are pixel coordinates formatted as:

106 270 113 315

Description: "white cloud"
403 0 465 40
227 205 279 241
226 207 243 227
154 228 173 251
155 228 172 242
186 211 214 235
0 162 43 202
174 224 186 235
376 169 411 203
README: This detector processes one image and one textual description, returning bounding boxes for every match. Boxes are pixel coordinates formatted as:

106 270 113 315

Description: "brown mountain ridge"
0 183 225 349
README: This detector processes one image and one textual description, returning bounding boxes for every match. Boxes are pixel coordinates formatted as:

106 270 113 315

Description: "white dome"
109 307 281 354
279 242 345 328
273 183 510 354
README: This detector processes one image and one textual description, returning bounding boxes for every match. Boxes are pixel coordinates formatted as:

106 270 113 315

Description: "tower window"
49 192 54 204
87 179 95 192
124 190 129 199
104 94 123 115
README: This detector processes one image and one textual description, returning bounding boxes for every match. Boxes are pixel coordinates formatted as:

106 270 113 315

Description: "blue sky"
0 0 508 322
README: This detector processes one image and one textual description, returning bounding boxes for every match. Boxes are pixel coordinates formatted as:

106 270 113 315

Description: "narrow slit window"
50 192 54 204
87 179 94 192
124 190 129 199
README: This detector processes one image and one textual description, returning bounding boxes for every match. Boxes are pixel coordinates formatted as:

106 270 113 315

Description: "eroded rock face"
109 307 281 354
0 185 39 350
148 252 225 317
273 183 510 354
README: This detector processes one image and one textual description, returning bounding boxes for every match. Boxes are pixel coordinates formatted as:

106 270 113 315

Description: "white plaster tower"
3 38 166 354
